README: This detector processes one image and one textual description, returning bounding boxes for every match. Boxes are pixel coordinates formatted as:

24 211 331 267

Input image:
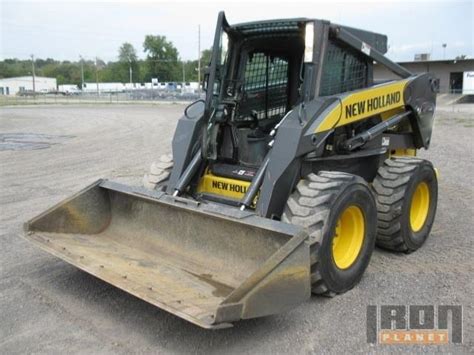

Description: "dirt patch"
0 133 75 151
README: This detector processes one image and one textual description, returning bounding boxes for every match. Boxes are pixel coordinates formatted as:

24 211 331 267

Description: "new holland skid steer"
24 12 438 329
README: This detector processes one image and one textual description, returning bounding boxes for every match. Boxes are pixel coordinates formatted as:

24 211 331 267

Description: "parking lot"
0 103 472 353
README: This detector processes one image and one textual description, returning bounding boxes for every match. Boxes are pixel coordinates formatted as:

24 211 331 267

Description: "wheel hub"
332 205 365 269
410 181 430 232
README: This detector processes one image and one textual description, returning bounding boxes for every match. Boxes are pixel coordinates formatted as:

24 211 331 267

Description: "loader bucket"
23 180 311 328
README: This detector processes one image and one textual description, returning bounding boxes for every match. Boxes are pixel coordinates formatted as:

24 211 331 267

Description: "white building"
0 76 57 95
374 58 474 94
463 71 474 94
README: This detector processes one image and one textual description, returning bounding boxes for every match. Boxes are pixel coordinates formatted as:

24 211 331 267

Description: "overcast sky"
0 0 472 63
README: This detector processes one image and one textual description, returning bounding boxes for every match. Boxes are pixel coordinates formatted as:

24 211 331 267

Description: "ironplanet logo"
345 91 401 118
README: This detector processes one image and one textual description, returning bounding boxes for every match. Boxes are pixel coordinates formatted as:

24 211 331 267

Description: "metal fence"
0 90 204 106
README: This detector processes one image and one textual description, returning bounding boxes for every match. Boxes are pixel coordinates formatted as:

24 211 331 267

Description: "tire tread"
282 171 367 296
373 157 430 252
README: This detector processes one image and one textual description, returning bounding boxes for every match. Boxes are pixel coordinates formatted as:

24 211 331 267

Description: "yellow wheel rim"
332 205 365 270
410 181 430 232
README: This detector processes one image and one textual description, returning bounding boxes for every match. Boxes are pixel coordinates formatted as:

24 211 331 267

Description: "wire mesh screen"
319 41 368 96
239 53 288 120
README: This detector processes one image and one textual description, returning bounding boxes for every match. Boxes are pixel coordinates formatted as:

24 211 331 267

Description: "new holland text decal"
345 92 401 119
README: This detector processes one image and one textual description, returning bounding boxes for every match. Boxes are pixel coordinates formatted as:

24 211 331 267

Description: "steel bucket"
24 180 310 328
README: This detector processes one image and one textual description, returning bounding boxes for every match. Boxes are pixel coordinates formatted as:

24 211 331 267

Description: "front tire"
372 157 438 253
282 171 377 296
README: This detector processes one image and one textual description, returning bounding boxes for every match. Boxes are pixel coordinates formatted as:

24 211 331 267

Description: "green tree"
117 42 139 83
0 58 31 78
181 60 197 82
200 48 213 66
40 60 81 85
179 48 214 82
100 62 122 83
143 35 180 82
118 42 138 62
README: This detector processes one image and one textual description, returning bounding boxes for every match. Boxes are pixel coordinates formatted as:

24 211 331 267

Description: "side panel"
256 99 336 218
315 79 409 133
166 105 205 194
257 75 436 218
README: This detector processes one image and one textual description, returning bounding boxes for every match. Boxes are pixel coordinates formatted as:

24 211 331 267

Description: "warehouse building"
0 76 57 95
374 58 474 94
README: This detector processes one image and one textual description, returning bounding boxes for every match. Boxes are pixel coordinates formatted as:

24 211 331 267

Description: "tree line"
0 36 212 86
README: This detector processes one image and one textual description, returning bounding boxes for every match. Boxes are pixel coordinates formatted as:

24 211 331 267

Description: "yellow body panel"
316 80 409 133
197 172 251 200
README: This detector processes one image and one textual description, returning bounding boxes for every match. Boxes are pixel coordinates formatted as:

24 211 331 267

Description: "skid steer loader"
24 12 438 329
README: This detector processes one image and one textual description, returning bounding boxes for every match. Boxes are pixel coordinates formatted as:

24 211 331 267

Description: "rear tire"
282 171 377 296
372 157 438 253
143 154 173 191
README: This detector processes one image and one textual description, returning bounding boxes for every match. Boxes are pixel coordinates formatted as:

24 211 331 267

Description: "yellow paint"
410 181 430 232
197 171 251 200
316 80 410 133
332 205 365 269
390 149 417 157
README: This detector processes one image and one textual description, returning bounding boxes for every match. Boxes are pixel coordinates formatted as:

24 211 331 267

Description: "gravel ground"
0 103 473 354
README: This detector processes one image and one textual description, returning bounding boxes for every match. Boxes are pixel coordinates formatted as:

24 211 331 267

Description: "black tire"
282 171 377 296
372 157 438 253
143 154 173 191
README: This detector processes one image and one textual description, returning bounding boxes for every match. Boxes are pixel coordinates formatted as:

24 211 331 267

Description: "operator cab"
196 14 381 204
203 19 306 169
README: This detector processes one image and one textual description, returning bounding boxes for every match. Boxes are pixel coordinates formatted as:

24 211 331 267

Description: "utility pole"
79 55 84 91
442 43 447 60
95 57 100 96
198 25 201 90
182 61 185 83
128 56 133 85
30 54 36 97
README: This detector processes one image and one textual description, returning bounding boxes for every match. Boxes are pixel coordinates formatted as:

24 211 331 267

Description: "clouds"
389 42 434 53
389 41 466 53
1 1 472 62
387 40 470 61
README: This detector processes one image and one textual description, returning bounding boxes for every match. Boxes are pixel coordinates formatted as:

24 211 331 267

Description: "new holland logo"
345 92 401 119
211 180 248 193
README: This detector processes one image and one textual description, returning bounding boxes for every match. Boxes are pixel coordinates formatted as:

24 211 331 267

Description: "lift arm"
330 25 413 79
